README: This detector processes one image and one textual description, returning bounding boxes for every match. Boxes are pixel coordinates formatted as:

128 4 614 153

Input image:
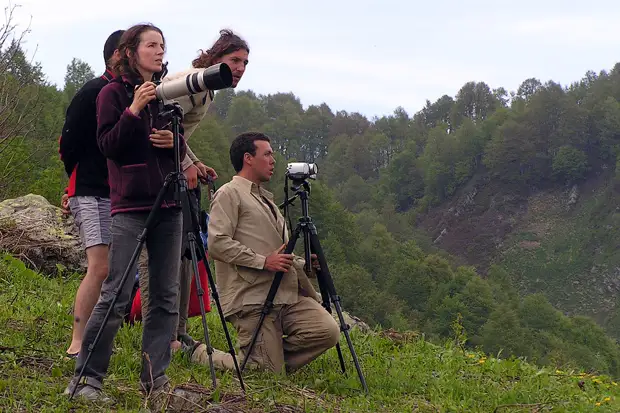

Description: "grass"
498 182 620 322
2 254 620 412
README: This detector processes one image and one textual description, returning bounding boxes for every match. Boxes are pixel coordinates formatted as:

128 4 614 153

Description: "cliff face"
417 168 620 339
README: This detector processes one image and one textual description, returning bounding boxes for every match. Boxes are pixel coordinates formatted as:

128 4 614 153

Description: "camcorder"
154 62 233 103
286 162 318 181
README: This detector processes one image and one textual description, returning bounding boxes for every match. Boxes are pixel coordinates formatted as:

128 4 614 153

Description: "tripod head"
158 100 184 120
278 178 311 210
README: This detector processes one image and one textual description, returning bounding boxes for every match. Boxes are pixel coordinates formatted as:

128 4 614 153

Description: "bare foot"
66 342 81 356
170 340 182 353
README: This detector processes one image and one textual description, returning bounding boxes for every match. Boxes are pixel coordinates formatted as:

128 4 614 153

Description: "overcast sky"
8 0 620 119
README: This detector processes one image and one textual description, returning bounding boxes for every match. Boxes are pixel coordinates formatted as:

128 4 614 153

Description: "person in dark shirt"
65 23 186 409
58 29 124 358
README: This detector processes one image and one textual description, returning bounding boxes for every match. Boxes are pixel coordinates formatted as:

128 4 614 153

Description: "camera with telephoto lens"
286 162 318 181
155 62 233 103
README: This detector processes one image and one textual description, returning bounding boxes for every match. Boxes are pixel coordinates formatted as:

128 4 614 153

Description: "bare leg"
67 245 109 355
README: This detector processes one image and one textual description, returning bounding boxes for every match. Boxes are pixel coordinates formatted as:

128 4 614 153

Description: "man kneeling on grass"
192 132 340 374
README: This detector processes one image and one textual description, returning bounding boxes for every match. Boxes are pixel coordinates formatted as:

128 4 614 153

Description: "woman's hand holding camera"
129 81 156 116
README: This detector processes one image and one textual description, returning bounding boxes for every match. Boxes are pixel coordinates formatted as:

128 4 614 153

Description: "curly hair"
192 29 249 69
113 23 166 81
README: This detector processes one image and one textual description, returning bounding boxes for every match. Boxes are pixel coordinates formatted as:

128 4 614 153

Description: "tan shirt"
161 67 215 171
207 176 318 317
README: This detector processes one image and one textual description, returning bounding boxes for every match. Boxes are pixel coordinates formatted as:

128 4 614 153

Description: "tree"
0 4 48 198
226 94 267 136
63 58 95 100
552 145 588 182
516 77 542 101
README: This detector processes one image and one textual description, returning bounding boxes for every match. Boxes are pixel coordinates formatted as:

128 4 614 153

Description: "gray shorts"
69 196 112 249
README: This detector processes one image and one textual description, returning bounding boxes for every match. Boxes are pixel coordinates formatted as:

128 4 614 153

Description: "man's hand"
263 244 294 272
184 164 199 189
149 129 174 149
195 162 218 184
310 254 321 271
61 193 70 215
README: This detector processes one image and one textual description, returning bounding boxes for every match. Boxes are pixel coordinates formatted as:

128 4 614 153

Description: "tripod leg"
70 173 175 400
184 189 246 392
309 231 369 394
199 248 246 393
316 277 347 374
240 224 302 373
180 186 218 388
187 237 217 387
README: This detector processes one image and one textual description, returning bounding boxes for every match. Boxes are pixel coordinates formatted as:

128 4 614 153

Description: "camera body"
286 162 318 181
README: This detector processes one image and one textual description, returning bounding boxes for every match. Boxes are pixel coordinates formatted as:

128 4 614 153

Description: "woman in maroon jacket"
65 23 186 406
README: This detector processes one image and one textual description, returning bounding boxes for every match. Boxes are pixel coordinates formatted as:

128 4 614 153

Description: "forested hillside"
3 9 620 380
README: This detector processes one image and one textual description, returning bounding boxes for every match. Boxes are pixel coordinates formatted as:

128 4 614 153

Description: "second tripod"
240 178 369 393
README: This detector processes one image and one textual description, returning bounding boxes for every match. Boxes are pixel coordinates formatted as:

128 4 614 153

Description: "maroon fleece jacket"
96 76 187 215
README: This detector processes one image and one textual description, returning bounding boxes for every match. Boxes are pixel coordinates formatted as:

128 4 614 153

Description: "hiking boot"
178 333 198 348
63 383 111 403
144 381 171 412
190 344 237 371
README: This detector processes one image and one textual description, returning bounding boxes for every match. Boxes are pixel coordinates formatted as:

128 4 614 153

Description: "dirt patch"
417 174 530 273
518 241 540 250
165 383 308 412
16 355 57 375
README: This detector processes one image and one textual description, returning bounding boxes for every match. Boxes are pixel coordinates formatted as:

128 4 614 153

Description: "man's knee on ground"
323 316 341 349
294 315 340 350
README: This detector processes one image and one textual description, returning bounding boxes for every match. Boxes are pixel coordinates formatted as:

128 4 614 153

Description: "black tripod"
239 178 369 393
70 102 245 399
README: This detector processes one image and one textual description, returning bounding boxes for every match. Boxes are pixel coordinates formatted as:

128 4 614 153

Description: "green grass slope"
1 254 619 412
497 174 620 340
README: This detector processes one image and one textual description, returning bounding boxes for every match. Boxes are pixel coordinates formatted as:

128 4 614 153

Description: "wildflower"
479 359 486 364
595 402 601 406
604 397 611 402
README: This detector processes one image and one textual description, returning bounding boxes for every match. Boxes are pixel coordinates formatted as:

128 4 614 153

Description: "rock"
433 228 447 244
0 194 85 276
567 185 579 207
337 310 371 333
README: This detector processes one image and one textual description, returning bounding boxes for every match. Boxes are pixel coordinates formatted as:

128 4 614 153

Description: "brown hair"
192 29 249 68
113 23 166 81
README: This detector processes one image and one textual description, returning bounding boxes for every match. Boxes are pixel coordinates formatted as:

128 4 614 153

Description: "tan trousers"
227 296 340 374
139 251 192 340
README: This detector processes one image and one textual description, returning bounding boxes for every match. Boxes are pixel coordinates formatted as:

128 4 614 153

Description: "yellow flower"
467 354 475 358
556 370 563 374
596 402 601 406
604 397 611 402
613 382 618 386
478 359 485 364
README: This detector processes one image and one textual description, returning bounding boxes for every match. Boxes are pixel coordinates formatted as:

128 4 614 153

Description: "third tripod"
240 178 369 393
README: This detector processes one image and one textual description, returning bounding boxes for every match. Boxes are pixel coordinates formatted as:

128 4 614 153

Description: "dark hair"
192 29 249 68
103 29 124 68
113 23 165 81
230 132 271 172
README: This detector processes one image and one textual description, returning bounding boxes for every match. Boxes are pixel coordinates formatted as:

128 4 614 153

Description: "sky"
7 0 620 120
